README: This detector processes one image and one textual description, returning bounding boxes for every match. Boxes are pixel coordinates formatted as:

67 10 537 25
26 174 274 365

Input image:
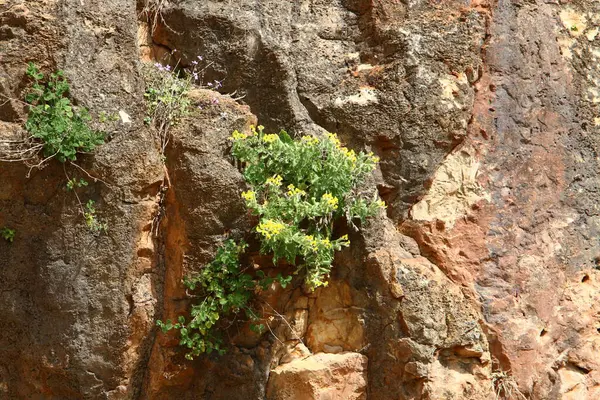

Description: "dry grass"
491 371 527 400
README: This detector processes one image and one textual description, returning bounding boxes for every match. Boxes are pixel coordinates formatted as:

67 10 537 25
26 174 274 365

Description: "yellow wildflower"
321 193 339 210
287 184 306 197
340 147 357 164
327 132 341 148
305 235 318 250
368 152 380 163
301 135 320 146
262 134 278 143
266 174 283 187
256 219 286 240
231 130 248 141
241 190 255 201
377 199 386 208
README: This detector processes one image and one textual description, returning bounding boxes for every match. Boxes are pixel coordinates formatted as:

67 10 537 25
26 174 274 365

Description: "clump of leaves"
232 126 384 289
65 176 107 234
83 200 107 234
24 63 104 163
1 227 15 243
158 240 250 358
66 177 88 191
157 239 290 359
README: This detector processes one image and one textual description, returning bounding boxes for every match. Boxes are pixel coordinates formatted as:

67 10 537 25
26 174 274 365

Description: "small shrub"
158 240 251 358
65 178 108 234
83 200 108 234
0 64 108 235
232 126 384 289
157 239 291 359
1 227 15 243
158 127 384 359
24 63 104 163
142 58 218 153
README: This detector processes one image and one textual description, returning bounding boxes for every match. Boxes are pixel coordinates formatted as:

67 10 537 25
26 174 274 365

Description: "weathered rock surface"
266 352 368 400
1 0 600 399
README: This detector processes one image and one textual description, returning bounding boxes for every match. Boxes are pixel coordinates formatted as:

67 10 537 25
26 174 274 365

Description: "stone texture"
1 0 600 399
149 0 488 221
266 352 367 400
0 1 164 398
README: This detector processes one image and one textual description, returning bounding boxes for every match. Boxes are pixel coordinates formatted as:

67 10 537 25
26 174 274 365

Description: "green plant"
157 239 291 359
158 240 251 358
0 64 109 234
83 200 107 234
142 61 193 152
24 63 104 163
142 57 223 153
65 174 108 234
1 227 15 243
158 127 384 359
232 126 384 289
98 111 120 123
66 177 88 191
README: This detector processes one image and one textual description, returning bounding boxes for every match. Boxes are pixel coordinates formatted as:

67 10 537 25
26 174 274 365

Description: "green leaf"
278 130 293 144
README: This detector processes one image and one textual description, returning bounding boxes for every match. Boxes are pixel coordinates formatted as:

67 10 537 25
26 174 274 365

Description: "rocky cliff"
1 0 599 399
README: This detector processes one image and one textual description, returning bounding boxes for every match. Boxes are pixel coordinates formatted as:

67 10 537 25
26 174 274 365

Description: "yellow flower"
262 134 278 143
368 152 380 163
321 193 339 210
327 132 341 148
320 237 332 248
241 190 255 201
304 235 319 250
231 130 248 141
377 199 386 208
287 184 306 197
301 135 320 146
256 219 286 240
340 147 357 164
266 175 283 187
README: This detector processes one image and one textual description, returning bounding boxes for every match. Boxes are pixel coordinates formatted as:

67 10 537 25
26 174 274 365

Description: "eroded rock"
266 352 368 400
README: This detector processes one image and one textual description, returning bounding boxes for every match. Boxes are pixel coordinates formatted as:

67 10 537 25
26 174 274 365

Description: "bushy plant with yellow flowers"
232 125 384 289
158 125 383 359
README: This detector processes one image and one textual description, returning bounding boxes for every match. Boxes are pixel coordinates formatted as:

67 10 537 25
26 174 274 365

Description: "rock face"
1 0 600 399
266 352 368 400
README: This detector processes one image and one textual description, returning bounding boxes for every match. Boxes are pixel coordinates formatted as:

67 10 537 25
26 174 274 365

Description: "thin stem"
68 161 112 188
